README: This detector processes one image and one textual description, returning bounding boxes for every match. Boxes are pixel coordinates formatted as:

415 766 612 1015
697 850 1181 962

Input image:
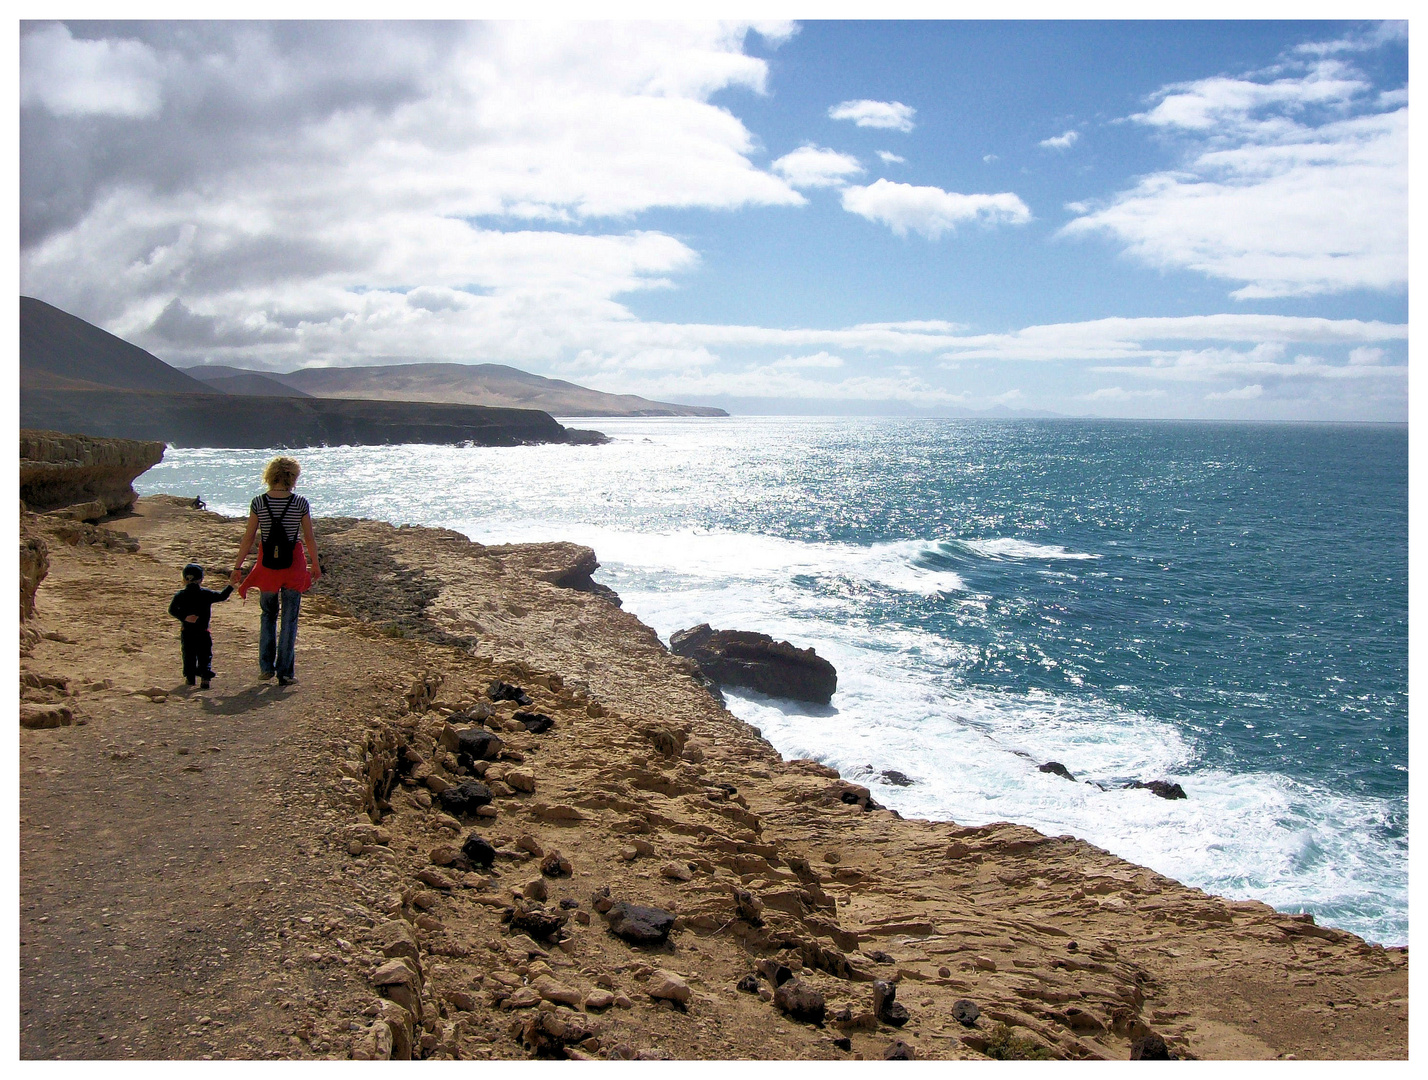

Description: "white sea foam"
951 537 1101 561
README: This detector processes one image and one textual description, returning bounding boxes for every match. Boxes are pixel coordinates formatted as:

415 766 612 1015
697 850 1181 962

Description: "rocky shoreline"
18 495 1409 1060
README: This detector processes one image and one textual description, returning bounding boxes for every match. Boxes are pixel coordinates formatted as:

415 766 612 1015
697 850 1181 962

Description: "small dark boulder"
736 974 760 994
487 680 532 706
1130 1034 1176 1060
460 833 497 869
873 980 910 1027
1039 761 1076 781
540 850 572 877
509 902 569 942
558 897 580 910
669 623 837 705
438 781 493 816
880 769 915 787
456 728 504 762
606 901 675 946
952 999 981 1027
866 950 895 965
883 1040 916 1060
773 978 826 1025
832 1037 852 1052
514 711 554 734
1129 780 1187 801
755 959 793 986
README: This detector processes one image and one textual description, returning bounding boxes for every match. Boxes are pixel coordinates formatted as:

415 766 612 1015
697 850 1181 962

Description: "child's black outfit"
169 571 233 686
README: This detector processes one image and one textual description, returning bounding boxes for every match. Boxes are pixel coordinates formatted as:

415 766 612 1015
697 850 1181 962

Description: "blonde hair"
263 455 301 489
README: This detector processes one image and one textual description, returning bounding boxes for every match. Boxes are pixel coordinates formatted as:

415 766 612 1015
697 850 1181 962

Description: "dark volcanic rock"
883 1040 916 1061
1039 761 1076 781
736 974 760 994
873 980 910 1027
669 623 837 704
437 781 493 816
880 769 915 787
952 999 981 1027
460 833 497 869
606 902 675 946
1130 1034 1176 1060
1129 780 1188 801
487 680 532 706
514 711 554 734
773 978 826 1025
456 728 504 762
509 902 569 941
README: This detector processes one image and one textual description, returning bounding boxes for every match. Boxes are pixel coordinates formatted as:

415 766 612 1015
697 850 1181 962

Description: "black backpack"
259 494 297 570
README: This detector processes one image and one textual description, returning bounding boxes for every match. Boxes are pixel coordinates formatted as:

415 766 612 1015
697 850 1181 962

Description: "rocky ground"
19 496 1409 1060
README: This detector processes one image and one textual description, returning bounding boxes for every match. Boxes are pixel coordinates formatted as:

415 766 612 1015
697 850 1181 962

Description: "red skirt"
238 541 312 598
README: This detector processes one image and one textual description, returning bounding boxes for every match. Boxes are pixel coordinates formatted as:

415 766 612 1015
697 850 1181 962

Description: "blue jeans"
259 588 301 680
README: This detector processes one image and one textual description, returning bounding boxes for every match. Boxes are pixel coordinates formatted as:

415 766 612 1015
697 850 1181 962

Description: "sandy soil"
18 496 1408 1060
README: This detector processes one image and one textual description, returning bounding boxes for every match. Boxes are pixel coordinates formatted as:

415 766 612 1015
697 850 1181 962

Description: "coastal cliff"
20 429 166 514
18 497 1408 1061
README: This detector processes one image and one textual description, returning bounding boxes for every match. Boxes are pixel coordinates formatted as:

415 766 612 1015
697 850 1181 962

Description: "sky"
17 18 1410 420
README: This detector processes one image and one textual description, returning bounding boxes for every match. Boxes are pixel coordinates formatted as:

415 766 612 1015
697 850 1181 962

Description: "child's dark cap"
182 562 205 581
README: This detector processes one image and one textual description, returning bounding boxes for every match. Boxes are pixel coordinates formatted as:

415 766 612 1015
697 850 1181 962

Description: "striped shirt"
250 493 310 543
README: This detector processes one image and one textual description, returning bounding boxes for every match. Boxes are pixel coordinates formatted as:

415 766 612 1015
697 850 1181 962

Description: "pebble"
974 956 997 972
660 862 693 882
507 769 537 793
532 975 583 1007
648 970 692 1005
584 990 615 1010
613 993 633 1009
522 877 549 902
429 845 460 867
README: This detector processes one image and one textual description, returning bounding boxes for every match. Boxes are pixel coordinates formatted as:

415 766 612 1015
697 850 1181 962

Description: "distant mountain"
20 296 217 395
181 361 727 417
184 366 312 398
19 297 605 449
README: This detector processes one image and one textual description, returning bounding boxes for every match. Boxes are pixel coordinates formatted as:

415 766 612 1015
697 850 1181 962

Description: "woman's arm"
231 513 259 584
302 513 322 582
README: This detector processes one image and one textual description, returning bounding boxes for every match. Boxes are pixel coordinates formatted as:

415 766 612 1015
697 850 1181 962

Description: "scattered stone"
415 868 454 890
476 805 499 819
531 802 587 823
487 681 532 706
487 780 515 798
613 993 633 1008
756 959 793 986
866 950 895 965
648 970 692 1006
516 834 544 856
952 999 981 1027
584 989 615 1010
1129 780 1188 801
504 987 541 1010
823 851 841 864
832 1036 852 1051
507 768 537 793
773 978 826 1025
974 956 997 972
429 845 460 867
424 774 450 794
513 711 554 734
736 974 760 994
606 901 675 946
522 876 549 902
457 729 504 762
375 920 421 968
540 850 572 877
660 861 693 882
509 903 569 942
590 886 614 914
532 975 583 1007
1130 1034 1176 1060
461 833 497 869
883 1040 916 1060
1039 761 1076 781
410 890 439 911
938 966 952 979
880 769 915 786
438 781 493 817
873 980 910 1027
733 888 765 925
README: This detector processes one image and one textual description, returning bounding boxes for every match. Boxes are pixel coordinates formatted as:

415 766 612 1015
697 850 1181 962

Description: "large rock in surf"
670 623 837 705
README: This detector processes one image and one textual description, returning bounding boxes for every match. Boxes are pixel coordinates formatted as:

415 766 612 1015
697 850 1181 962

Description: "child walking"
168 562 233 688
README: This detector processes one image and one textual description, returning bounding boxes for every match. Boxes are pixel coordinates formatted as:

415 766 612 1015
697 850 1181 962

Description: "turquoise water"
138 418 1408 944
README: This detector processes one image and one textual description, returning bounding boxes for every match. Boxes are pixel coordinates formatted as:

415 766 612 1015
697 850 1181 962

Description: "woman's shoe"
259 670 275 681
277 676 298 687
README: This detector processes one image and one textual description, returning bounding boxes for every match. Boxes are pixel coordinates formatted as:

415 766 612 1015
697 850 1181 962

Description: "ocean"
136 417 1408 945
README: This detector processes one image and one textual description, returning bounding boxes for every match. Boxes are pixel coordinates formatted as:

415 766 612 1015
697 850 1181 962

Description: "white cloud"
1349 346 1384 365
1063 51 1407 299
770 351 845 370
771 145 863 189
20 22 164 118
877 150 906 164
841 179 1031 239
1039 129 1079 150
983 154 998 163
1206 384 1264 401
828 99 915 132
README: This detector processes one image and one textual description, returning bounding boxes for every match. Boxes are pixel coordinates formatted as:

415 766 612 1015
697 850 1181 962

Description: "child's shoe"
186 676 196 686
200 678 212 690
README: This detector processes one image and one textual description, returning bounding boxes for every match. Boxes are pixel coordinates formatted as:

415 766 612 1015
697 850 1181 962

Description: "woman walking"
231 455 322 686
